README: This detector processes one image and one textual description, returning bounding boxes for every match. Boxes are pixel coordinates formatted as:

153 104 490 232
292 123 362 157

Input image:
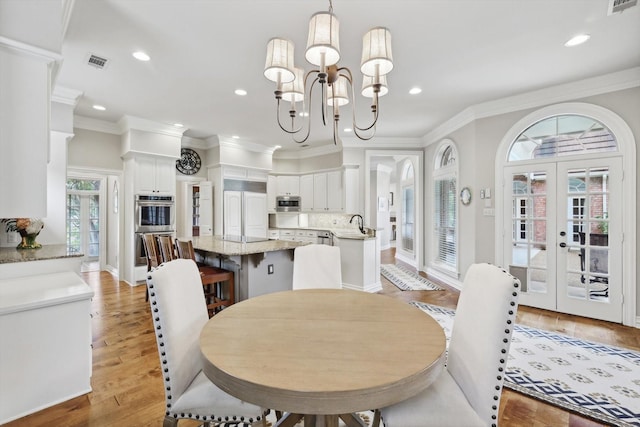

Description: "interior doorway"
365 150 423 269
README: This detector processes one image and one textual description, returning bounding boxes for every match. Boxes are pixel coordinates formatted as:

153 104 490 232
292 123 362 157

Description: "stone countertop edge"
270 226 377 240
0 244 84 264
191 236 308 256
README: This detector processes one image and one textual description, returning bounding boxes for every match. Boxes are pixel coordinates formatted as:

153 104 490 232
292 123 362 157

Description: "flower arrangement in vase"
1 218 45 249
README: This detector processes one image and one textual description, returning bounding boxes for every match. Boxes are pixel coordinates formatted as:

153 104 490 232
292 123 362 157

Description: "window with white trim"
433 143 458 272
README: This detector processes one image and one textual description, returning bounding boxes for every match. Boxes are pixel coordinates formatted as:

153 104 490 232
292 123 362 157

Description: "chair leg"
162 416 178 427
372 409 381 427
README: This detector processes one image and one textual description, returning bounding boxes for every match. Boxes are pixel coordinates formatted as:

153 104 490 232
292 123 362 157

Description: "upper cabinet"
134 156 176 195
267 175 277 212
313 170 343 212
269 167 359 214
299 174 314 211
224 166 267 182
276 175 300 196
0 47 54 218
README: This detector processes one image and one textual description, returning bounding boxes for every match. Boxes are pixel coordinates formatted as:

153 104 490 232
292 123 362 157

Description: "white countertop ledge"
0 271 94 315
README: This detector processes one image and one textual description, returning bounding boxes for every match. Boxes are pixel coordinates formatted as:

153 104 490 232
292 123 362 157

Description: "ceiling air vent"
608 0 637 15
87 54 109 69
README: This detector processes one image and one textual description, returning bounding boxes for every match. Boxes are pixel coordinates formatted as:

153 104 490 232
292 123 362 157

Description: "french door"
503 157 622 323
67 193 100 261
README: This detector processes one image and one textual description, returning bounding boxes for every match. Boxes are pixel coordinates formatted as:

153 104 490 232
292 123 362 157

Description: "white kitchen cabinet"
267 175 277 211
344 166 360 214
278 229 296 241
295 229 318 244
299 174 314 211
0 48 52 218
244 192 268 238
135 156 176 195
313 170 343 212
223 191 267 238
0 272 94 424
199 181 213 236
326 170 343 211
223 166 268 182
276 175 300 196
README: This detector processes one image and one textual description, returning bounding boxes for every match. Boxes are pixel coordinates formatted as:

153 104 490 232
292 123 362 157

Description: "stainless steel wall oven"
135 195 175 233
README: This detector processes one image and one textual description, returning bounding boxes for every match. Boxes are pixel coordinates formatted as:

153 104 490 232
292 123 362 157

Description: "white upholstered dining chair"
292 244 342 289
379 263 521 427
146 259 267 427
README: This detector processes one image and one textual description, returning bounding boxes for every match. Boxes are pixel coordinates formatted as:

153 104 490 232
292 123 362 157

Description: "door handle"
559 242 567 248
559 231 566 236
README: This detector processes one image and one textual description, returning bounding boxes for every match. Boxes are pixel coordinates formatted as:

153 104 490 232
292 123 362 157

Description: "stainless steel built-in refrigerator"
223 180 268 240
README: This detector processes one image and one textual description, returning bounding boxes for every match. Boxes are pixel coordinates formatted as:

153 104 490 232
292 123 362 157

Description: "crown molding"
273 142 342 159
73 115 121 134
0 36 62 63
52 86 83 106
423 67 640 146
218 137 280 155
117 115 185 138
342 136 425 149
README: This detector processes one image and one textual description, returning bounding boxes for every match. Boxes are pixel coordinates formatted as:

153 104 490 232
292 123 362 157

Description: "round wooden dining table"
199 288 446 427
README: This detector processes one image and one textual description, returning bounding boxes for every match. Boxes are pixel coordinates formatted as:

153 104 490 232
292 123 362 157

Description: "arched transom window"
508 115 617 161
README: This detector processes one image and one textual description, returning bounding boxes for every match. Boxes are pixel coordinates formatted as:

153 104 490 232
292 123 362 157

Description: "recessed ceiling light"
132 51 151 61
344 128 353 133
235 89 247 96
564 34 590 47
409 87 422 95
232 135 240 139
173 123 184 128
92 104 106 111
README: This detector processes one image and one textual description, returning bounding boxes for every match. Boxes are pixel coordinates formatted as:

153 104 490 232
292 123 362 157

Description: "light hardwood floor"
6 248 639 426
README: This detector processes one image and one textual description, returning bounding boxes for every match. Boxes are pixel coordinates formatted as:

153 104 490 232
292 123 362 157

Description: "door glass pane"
510 172 548 294
564 168 609 302
402 185 414 252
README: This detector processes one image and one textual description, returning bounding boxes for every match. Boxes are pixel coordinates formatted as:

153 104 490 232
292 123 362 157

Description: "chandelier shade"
281 67 305 103
360 27 393 77
264 37 295 83
305 12 341 67
327 76 350 107
362 74 388 98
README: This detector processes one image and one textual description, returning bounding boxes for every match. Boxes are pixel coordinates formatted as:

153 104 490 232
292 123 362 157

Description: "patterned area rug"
380 264 443 291
413 301 640 427
218 410 375 426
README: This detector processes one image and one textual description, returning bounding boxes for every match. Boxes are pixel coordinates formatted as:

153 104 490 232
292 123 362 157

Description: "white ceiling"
56 0 640 152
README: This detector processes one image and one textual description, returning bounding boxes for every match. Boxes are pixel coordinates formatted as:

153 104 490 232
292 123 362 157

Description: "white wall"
68 128 122 171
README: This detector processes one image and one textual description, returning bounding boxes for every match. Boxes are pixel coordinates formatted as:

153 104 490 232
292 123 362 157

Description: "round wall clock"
460 187 472 205
176 148 201 175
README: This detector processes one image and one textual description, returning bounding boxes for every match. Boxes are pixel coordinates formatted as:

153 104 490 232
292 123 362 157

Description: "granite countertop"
0 244 84 264
271 226 376 240
191 236 307 256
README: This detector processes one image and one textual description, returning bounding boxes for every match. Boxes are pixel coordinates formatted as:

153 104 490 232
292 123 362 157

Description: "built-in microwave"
276 195 301 212
135 195 175 233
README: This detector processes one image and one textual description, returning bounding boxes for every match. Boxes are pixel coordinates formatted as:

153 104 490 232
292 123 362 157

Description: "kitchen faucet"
349 214 366 234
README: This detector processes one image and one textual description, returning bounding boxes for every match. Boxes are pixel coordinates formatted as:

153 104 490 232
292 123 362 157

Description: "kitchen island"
0 245 91 424
190 236 308 301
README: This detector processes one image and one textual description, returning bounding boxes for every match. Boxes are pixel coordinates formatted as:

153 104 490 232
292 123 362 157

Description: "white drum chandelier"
264 0 393 145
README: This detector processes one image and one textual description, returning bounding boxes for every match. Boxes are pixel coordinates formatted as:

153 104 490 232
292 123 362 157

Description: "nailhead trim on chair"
487 266 520 427
147 264 267 426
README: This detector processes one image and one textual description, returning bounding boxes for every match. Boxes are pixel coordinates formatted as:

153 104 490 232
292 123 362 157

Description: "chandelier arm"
289 75 323 144
335 67 380 134
352 123 377 140
275 98 304 135
353 91 380 132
